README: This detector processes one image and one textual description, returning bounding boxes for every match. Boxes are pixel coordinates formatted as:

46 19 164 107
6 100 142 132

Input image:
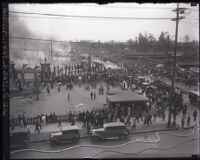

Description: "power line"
13 14 197 22
68 4 199 11
71 4 177 10
184 18 199 21
9 36 68 43
180 21 199 28
10 48 70 57
9 11 174 20
9 14 107 21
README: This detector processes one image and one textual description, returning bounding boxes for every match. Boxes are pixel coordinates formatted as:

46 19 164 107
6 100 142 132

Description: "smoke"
9 11 70 68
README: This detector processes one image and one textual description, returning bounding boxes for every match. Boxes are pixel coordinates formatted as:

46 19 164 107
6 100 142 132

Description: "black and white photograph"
5 2 200 159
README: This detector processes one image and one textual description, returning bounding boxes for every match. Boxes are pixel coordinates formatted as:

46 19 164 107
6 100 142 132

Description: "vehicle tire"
24 140 29 146
119 134 127 140
92 136 99 142
50 139 57 145
72 137 78 143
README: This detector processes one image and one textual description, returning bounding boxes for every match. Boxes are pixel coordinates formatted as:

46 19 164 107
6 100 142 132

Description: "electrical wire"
9 11 174 20
180 21 199 28
9 47 70 56
68 4 178 10
10 124 200 155
184 18 199 21
9 36 68 43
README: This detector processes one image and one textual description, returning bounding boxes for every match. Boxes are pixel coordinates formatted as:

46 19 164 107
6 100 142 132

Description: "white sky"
9 3 199 42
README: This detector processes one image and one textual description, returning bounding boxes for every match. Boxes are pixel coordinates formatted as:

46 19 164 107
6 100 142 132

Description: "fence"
11 115 69 126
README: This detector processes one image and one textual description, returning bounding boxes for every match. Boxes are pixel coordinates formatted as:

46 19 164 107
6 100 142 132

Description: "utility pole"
50 41 53 61
25 40 26 56
167 3 185 128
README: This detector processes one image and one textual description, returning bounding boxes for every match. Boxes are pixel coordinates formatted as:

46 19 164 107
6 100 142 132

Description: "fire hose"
10 124 200 155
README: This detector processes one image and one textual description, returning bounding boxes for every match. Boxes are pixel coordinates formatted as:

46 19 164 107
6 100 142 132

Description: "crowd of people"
10 60 199 133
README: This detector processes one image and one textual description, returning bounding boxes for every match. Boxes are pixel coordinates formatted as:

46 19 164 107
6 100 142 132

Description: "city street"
10 128 199 159
7 3 199 160
10 83 117 117
10 80 199 125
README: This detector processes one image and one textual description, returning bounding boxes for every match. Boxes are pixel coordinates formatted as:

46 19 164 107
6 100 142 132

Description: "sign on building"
41 63 50 82
24 73 35 80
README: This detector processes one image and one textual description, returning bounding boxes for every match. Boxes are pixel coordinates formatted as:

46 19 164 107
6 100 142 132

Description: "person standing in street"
125 114 131 126
94 92 96 100
153 112 157 122
71 116 75 126
87 121 91 135
42 115 46 126
132 119 136 132
58 85 60 92
148 114 152 124
135 113 140 123
82 115 86 128
20 119 24 128
181 117 185 129
182 108 186 120
187 115 191 127
193 110 197 121
58 119 62 127
39 115 43 129
184 104 187 114
68 93 70 101
35 119 40 133
47 85 50 95
90 92 93 100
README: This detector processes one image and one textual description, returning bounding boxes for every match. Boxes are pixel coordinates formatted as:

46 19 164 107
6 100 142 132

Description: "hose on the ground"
10 124 200 155
90 137 200 158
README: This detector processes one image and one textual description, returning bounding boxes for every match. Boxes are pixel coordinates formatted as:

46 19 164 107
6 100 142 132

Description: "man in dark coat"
90 92 93 100
193 110 197 121
35 119 40 133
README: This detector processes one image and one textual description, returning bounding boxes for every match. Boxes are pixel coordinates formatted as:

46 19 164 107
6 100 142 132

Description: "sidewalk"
28 121 87 142
11 112 198 143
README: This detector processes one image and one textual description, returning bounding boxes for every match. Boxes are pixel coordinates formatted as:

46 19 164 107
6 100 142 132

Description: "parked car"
188 91 199 105
90 122 130 141
49 126 80 144
10 127 30 149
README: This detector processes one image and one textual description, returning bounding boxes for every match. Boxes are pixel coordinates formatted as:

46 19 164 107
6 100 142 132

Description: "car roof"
103 122 125 128
61 126 79 131
10 127 29 134
189 91 200 97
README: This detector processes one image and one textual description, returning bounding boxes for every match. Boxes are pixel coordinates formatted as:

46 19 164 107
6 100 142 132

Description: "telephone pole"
50 41 53 61
25 40 27 56
167 3 185 128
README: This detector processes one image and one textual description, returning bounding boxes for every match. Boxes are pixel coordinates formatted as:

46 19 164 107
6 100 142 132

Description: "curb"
130 127 179 134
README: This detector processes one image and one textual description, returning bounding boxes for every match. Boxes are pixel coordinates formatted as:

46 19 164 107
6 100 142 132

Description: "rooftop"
61 126 79 131
103 122 125 128
107 90 149 103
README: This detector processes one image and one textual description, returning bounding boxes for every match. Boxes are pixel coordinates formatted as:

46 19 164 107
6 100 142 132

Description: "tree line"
76 31 199 56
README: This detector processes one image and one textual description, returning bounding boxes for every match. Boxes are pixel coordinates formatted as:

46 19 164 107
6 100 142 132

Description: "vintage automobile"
10 127 30 149
49 126 80 144
188 91 200 105
90 122 130 141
